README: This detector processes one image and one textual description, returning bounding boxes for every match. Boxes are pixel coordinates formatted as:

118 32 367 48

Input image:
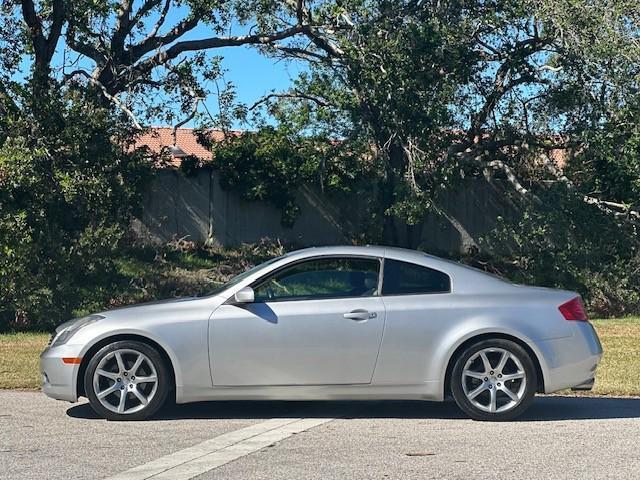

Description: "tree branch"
20 0 47 63
172 96 203 144
66 70 144 129
272 44 332 63
540 153 640 222
469 35 549 139
304 27 345 57
66 24 105 64
471 72 532 139
47 0 65 60
131 0 163 30
129 24 311 82
20 0 65 80
113 0 135 52
20 0 43 40
141 0 171 43
129 15 199 60
249 90 332 110
485 159 539 202
447 136 542 204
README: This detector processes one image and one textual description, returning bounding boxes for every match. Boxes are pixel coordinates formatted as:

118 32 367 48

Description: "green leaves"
480 185 640 317
212 128 321 226
0 87 151 330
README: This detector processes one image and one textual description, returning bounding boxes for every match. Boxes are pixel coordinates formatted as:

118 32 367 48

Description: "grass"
0 332 49 389
1 318 639 395
583 317 640 396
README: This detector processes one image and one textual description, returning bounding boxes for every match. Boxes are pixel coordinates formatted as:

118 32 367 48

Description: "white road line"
104 417 334 480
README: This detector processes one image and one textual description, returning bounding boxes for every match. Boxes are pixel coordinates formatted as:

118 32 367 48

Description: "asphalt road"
1 390 639 480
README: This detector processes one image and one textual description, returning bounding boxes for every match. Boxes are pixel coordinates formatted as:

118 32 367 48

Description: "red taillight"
559 297 588 321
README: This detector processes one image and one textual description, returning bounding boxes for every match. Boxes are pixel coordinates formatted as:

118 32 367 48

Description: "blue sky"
159 6 304 117
162 9 306 125
216 46 304 109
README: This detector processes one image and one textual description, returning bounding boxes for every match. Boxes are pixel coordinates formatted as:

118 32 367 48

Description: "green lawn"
585 318 640 396
1 318 639 395
0 332 49 389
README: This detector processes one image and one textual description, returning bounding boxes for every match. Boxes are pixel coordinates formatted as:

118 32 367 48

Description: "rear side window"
382 259 450 295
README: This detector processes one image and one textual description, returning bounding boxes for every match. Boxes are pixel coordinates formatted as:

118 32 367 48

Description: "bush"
211 128 321 227
478 186 640 317
0 90 151 331
64 239 289 319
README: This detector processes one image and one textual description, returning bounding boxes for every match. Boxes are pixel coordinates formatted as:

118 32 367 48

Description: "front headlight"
50 314 105 347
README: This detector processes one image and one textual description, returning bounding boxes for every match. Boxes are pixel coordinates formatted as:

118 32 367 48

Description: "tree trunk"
379 139 406 246
405 222 423 250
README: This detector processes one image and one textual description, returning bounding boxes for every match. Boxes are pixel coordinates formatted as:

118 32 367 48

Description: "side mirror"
233 286 255 304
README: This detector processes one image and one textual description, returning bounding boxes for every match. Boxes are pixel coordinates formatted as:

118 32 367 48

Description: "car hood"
121 296 200 307
95 295 224 321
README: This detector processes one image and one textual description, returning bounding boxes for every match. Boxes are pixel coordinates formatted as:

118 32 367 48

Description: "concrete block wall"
133 170 517 254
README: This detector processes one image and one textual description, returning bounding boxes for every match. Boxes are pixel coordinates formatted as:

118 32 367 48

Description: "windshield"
201 255 285 297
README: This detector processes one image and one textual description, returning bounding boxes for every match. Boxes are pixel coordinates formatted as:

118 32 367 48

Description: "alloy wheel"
92 348 158 414
461 347 527 414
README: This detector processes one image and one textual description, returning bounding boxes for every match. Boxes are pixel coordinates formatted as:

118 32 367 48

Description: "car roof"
285 245 452 264
285 245 387 258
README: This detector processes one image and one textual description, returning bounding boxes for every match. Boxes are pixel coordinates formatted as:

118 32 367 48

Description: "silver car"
40 246 602 421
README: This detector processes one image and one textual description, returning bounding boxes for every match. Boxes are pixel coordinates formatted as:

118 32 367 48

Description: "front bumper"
39 344 84 402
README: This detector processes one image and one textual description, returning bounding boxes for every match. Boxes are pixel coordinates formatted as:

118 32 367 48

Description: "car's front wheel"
84 340 170 421
451 338 537 421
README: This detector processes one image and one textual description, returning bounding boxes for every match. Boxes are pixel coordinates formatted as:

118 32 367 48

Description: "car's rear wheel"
451 338 537 421
84 340 170 421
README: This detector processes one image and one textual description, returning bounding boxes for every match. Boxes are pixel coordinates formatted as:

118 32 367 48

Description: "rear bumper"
571 378 595 391
539 322 603 393
39 344 83 402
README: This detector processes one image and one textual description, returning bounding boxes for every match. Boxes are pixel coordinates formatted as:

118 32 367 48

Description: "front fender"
77 328 185 391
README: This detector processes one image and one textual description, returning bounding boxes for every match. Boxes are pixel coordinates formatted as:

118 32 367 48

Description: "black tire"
450 338 537 421
84 340 170 421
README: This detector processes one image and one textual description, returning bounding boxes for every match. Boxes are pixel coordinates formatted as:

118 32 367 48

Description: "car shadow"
67 395 640 422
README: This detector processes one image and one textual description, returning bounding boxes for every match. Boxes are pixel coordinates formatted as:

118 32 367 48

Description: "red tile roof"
548 148 567 168
133 127 241 167
134 127 569 170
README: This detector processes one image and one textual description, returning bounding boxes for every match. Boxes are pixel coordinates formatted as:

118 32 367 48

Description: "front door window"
253 257 381 302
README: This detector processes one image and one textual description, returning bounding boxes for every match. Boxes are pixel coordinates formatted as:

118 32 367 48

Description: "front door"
209 256 386 386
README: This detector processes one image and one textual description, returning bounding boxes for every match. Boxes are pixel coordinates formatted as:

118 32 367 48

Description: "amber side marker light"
62 357 82 364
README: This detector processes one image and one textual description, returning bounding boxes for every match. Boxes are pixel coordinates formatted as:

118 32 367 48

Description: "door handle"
343 310 377 320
